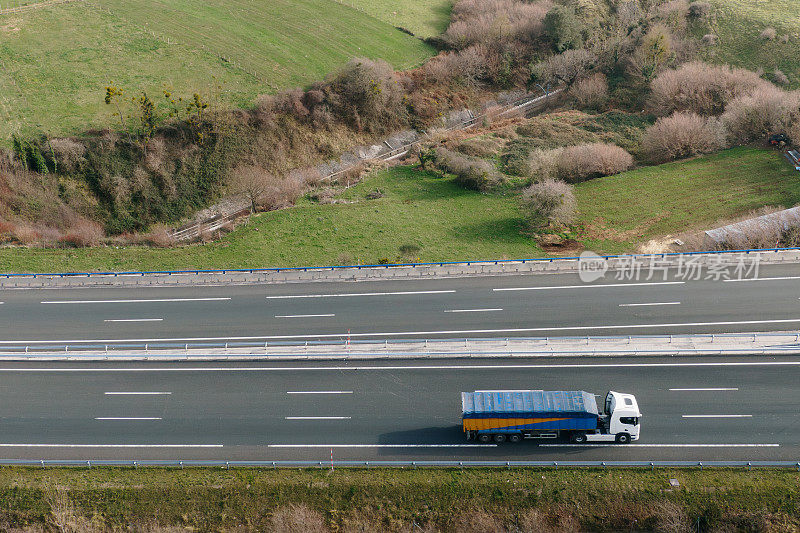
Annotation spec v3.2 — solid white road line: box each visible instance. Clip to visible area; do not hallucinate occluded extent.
[0,444,222,448]
[670,388,738,391]
[42,298,231,304]
[285,416,351,420]
[494,281,685,292]
[7,317,800,344]
[266,290,455,299]
[619,302,680,307]
[541,443,778,448]
[104,392,172,395]
[444,308,503,313]
[95,417,163,420]
[104,319,164,323]
[275,314,335,318]
[682,415,752,418]
[6,361,800,372]
[287,391,353,395]
[267,444,497,448]
[724,276,800,283]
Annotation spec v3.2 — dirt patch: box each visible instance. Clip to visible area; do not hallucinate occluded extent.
[583,213,670,243]
[539,238,583,254]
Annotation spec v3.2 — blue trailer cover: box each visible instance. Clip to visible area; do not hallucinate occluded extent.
[461,390,599,432]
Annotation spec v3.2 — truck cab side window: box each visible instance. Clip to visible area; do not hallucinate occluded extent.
[619,417,639,425]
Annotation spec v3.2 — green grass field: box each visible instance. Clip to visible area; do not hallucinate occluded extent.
[342,0,452,38]
[0,0,434,141]
[0,146,796,273]
[701,0,800,86]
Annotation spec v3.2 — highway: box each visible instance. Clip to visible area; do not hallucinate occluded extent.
[1,262,800,345]
[0,356,795,462]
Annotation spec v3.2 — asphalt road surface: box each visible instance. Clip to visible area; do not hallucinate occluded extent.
[0,356,795,462]
[1,263,800,346]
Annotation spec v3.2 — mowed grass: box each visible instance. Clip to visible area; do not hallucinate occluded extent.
[703,0,800,85]
[0,0,434,140]
[1,147,798,273]
[342,0,452,38]
[576,147,800,253]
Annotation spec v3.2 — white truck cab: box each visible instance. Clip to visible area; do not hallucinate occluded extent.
[584,391,641,444]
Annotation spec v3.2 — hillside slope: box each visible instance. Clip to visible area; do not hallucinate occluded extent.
[0,0,434,141]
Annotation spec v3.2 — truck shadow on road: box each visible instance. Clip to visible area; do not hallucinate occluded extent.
[376,427,598,457]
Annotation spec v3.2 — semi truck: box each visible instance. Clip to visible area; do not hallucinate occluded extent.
[461,390,641,444]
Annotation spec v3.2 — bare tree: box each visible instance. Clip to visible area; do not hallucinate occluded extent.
[228,165,273,213]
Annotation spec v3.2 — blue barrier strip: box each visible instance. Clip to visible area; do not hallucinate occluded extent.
[1,459,798,468]
[2,247,798,278]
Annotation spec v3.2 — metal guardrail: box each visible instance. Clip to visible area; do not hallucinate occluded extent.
[2,459,799,469]
[2,246,799,279]
[2,332,799,356]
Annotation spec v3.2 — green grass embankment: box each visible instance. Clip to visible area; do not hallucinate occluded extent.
[0,147,797,273]
[0,0,434,140]
[0,467,797,531]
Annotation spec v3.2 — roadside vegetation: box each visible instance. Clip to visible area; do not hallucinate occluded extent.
[3,145,797,273]
[3,0,800,269]
[0,466,797,531]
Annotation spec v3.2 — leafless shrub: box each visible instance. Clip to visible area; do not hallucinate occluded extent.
[522,178,576,228]
[227,165,274,213]
[652,501,692,533]
[269,504,328,533]
[649,62,772,116]
[143,136,167,174]
[721,85,800,143]
[310,188,338,204]
[525,147,564,179]
[655,0,689,26]
[422,46,487,87]
[325,58,406,133]
[48,138,86,174]
[760,27,777,41]
[569,73,608,109]
[45,489,99,533]
[12,224,40,245]
[533,49,597,86]
[555,143,634,183]
[430,147,505,191]
[688,1,710,18]
[772,69,790,86]
[701,33,717,45]
[261,174,304,210]
[142,223,175,247]
[444,0,551,50]
[642,111,727,163]
[288,167,324,188]
[59,219,104,247]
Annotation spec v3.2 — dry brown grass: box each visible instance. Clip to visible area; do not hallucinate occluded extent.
[59,219,104,247]
[269,504,328,533]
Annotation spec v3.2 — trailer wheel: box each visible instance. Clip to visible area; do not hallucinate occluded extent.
[478,434,492,444]
[493,434,506,443]
[615,433,631,444]
[570,433,587,444]
[508,433,522,443]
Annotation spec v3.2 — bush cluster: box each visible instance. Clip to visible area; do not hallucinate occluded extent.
[641,111,726,163]
[430,147,505,191]
[525,143,633,183]
[521,178,576,228]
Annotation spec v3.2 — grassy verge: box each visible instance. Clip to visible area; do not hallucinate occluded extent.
[0,467,797,531]
[576,146,800,253]
[0,0,434,141]
[0,146,797,273]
